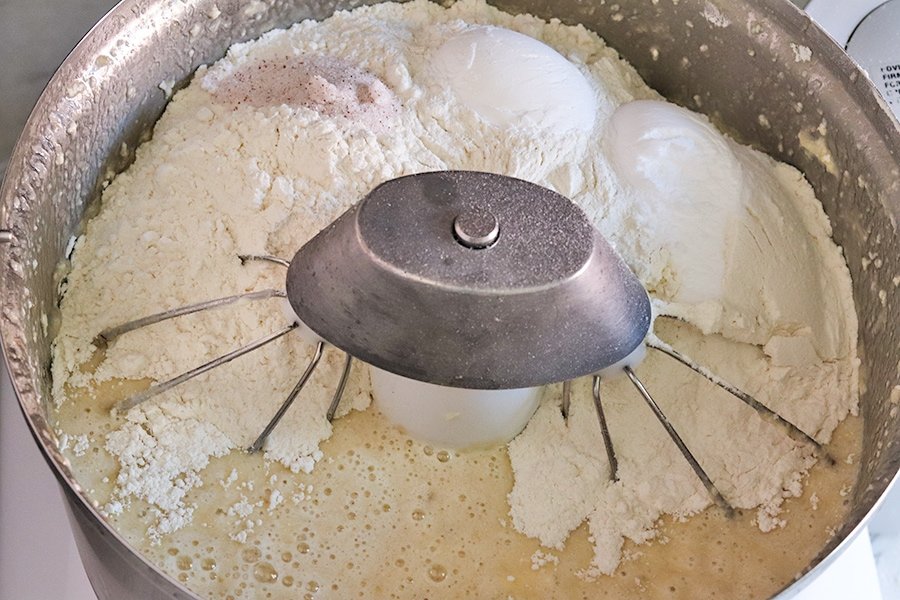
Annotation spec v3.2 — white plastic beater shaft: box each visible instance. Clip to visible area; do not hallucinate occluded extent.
[370,367,542,450]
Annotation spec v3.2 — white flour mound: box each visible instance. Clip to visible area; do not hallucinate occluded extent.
[52,0,857,576]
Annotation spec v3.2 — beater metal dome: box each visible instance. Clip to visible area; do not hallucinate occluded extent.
[285,171,653,390]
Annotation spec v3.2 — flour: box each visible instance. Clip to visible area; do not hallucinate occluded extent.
[531,549,560,571]
[226,495,264,543]
[71,433,90,457]
[52,0,857,582]
[267,489,284,512]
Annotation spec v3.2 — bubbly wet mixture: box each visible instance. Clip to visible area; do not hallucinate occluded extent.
[53,1,860,598]
[60,322,861,599]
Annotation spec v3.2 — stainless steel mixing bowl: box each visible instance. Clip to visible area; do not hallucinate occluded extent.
[1,1,898,598]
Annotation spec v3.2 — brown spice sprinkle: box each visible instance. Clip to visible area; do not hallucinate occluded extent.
[212,54,399,129]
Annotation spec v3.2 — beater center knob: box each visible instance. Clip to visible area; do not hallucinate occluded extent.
[453,209,499,249]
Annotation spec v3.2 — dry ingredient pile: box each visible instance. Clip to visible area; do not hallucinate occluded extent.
[52,1,861,598]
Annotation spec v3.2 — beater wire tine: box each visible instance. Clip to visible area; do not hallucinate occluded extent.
[326,354,353,423]
[592,375,618,482]
[646,338,829,461]
[249,341,325,453]
[561,380,572,422]
[114,323,299,413]
[95,289,287,347]
[624,366,735,517]
[238,254,290,268]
